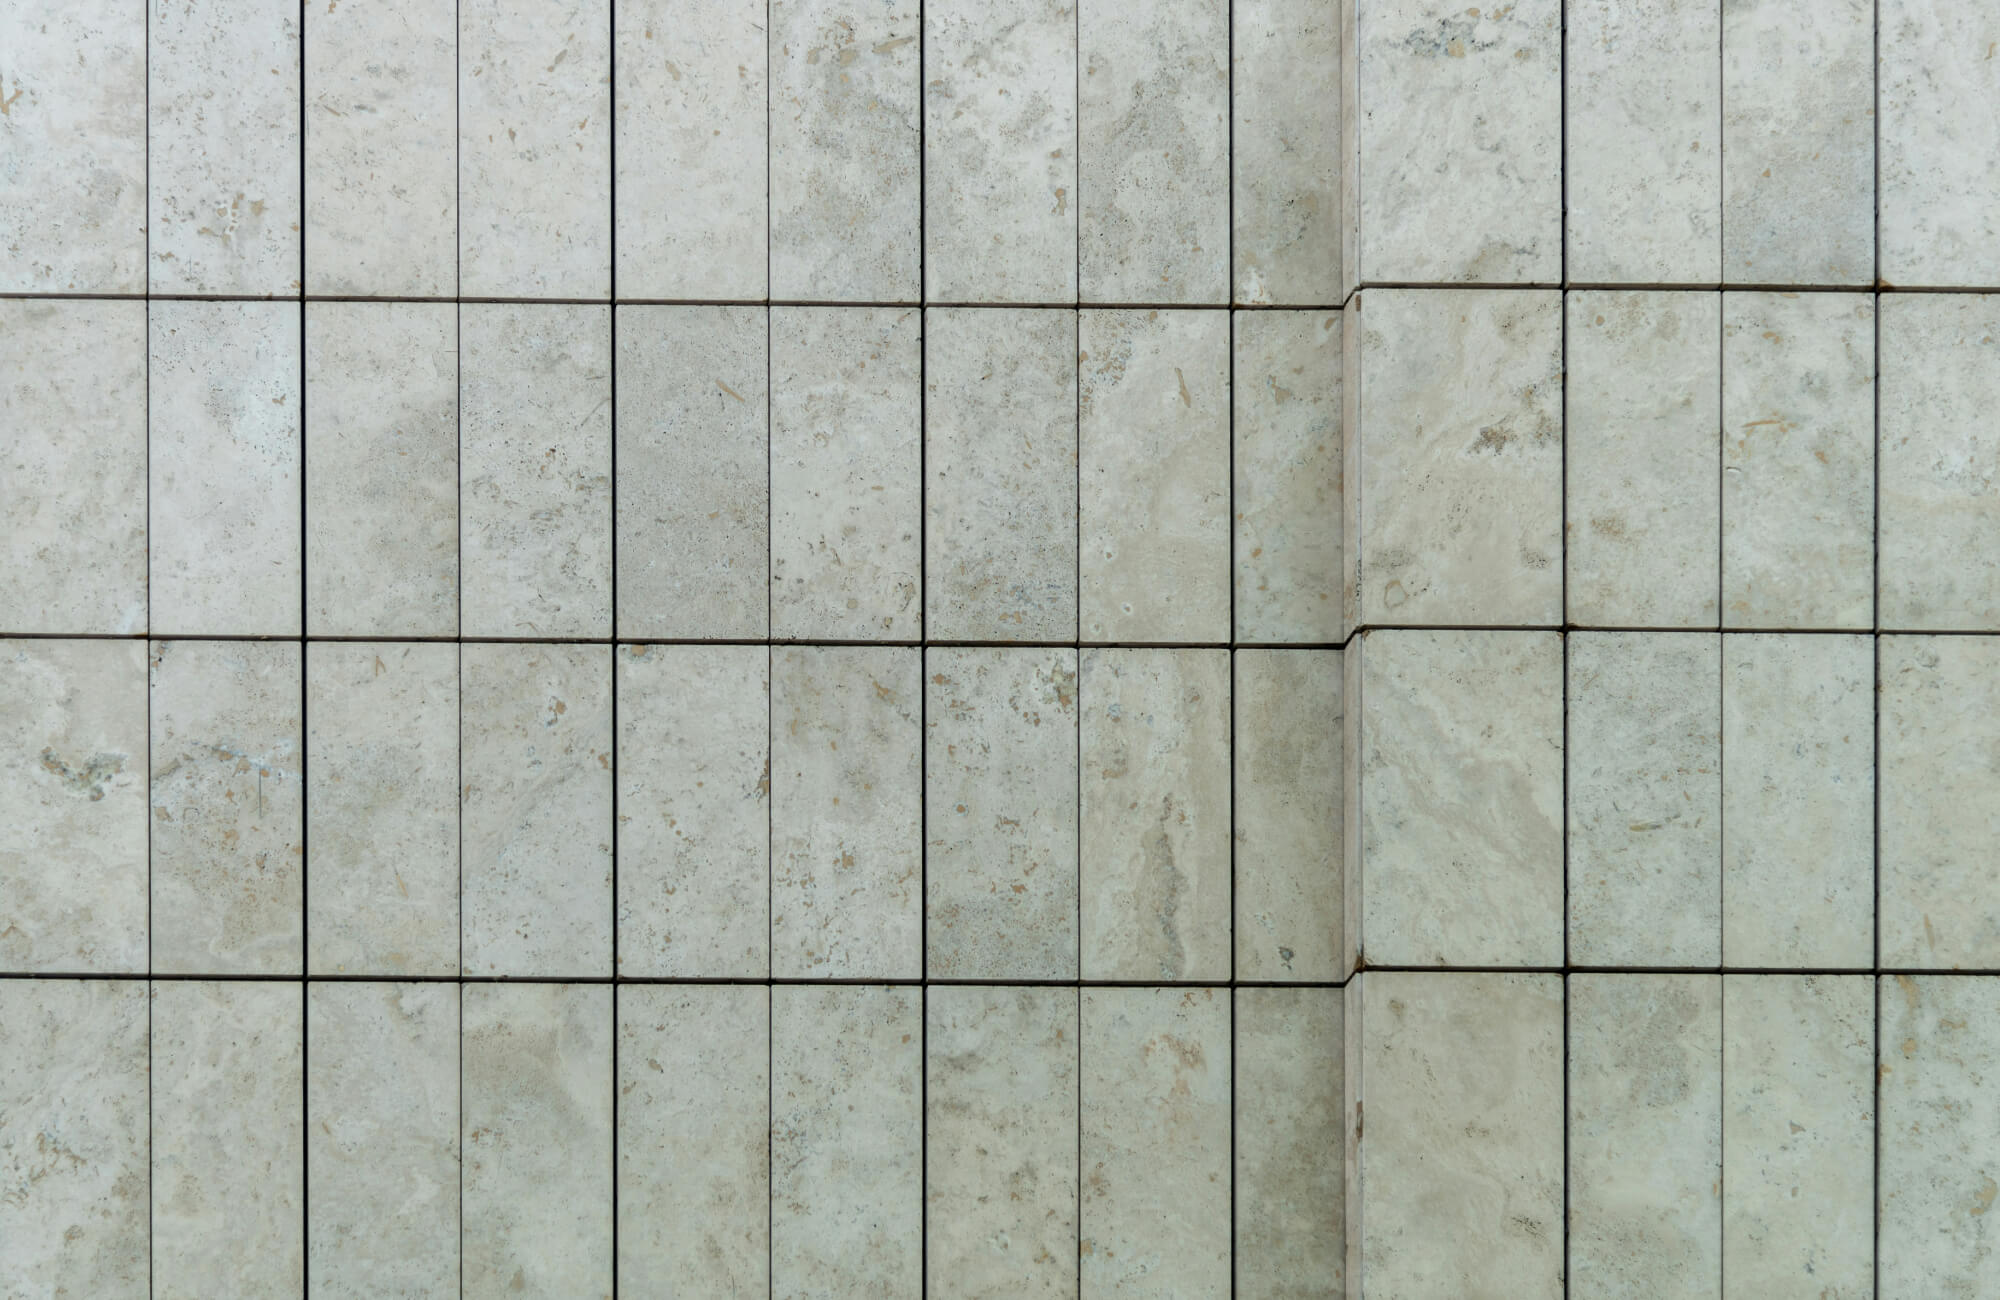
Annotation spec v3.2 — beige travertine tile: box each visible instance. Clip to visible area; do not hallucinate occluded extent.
[1235,986,1343,1299]
[1721,634,1873,969]
[1079,648,1231,981]
[307,642,460,977]
[769,0,922,300]
[1348,971,1564,1299]
[459,0,610,297]
[307,981,460,1299]
[1568,632,1721,967]
[617,644,770,978]
[304,0,457,295]
[150,639,304,976]
[926,646,1079,980]
[150,981,303,1300]
[772,985,923,1297]
[615,0,767,298]
[1234,309,1342,644]
[1232,0,1340,304]
[1079,0,1229,304]
[924,0,1077,302]
[772,646,921,980]
[615,305,769,640]
[1234,647,1342,980]
[770,306,922,640]
[1722,975,1874,1300]
[1357,629,1564,968]
[1721,292,1875,630]
[925,985,1079,1298]
[1353,288,1564,627]
[618,984,770,1295]
[462,983,614,1300]
[148,0,301,295]
[148,299,303,637]
[0,979,148,1298]
[0,638,148,974]
[1079,309,1230,642]
[461,303,613,640]
[0,299,147,636]
[1879,635,2000,969]
[1880,0,2000,287]
[305,301,459,638]
[1569,974,1722,1300]
[461,643,613,979]
[924,307,1079,641]
[1565,290,1721,629]
[0,0,146,293]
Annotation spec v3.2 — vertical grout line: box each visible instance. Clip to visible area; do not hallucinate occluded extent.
[916,0,929,1290]
[1871,968,1881,1298]
[1561,971,1570,1300]
[607,12,621,1298]
[294,0,311,1276]
[1716,973,1725,1300]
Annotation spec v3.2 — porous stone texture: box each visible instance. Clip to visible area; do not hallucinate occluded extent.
[1235,986,1343,1299]
[1234,648,1342,980]
[1232,0,1340,304]
[1234,309,1342,644]
[0,638,149,974]
[149,639,304,976]
[1879,0,2000,287]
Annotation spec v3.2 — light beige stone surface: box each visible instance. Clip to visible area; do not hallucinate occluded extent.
[1721,634,1873,969]
[1232,0,1339,304]
[1234,309,1342,643]
[925,985,1079,1298]
[1721,292,1875,629]
[616,305,769,639]
[304,0,457,295]
[0,979,148,1298]
[772,985,923,1296]
[924,0,1077,302]
[0,299,147,636]
[1358,629,1563,967]
[770,306,922,639]
[148,0,301,294]
[1880,976,2000,1294]
[770,0,922,300]
[1569,974,1722,1300]
[1566,0,1721,284]
[461,303,613,639]
[1080,986,1231,1297]
[1079,648,1230,981]
[1350,0,1560,283]
[1234,648,1341,980]
[1880,0,2000,286]
[1079,309,1230,641]
[459,0,610,297]
[1879,294,2000,630]
[462,983,614,1300]
[0,638,148,974]
[1721,0,1873,285]
[307,981,460,1299]
[305,301,459,638]
[150,981,303,1300]
[1568,632,1721,967]
[1721,975,1874,1300]
[1354,288,1563,627]
[1235,986,1343,1300]
[0,0,146,292]
[1565,291,1721,628]
[925,308,1079,641]
[150,639,304,975]
[617,644,770,978]
[772,646,921,980]
[307,643,458,977]
[618,984,770,1295]
[461,643,613,978]
[615,0,767,298]
[1349,972,1564,1300]
[926,646,1079,980]
[1879,635,2000,969]
[1079,0,1229,303]
[148,300,303,637]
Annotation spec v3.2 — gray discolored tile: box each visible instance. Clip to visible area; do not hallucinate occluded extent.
[1233,309,1342,644]
[1232,0,1340,304]
[1235,986,1344,1300]
[1233,647,1342,980]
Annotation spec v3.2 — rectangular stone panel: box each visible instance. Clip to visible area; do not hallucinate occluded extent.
[1233,309,1342,644]
[1232,0,1340,304]
[1234,648,1342,980]
[1880,0,2000,286]
[1235,986,1343,1299]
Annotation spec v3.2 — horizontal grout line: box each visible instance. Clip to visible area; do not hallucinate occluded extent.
[0,632,1361,649]
[1357,964,1924,977]
[0,971,1357,988]
[1352,623,1994,637]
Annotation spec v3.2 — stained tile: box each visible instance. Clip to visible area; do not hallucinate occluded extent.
[1235,986,1343,1299]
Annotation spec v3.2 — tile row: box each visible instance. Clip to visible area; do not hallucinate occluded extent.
[1,299,1339,643]
[2,979,1330,1299]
